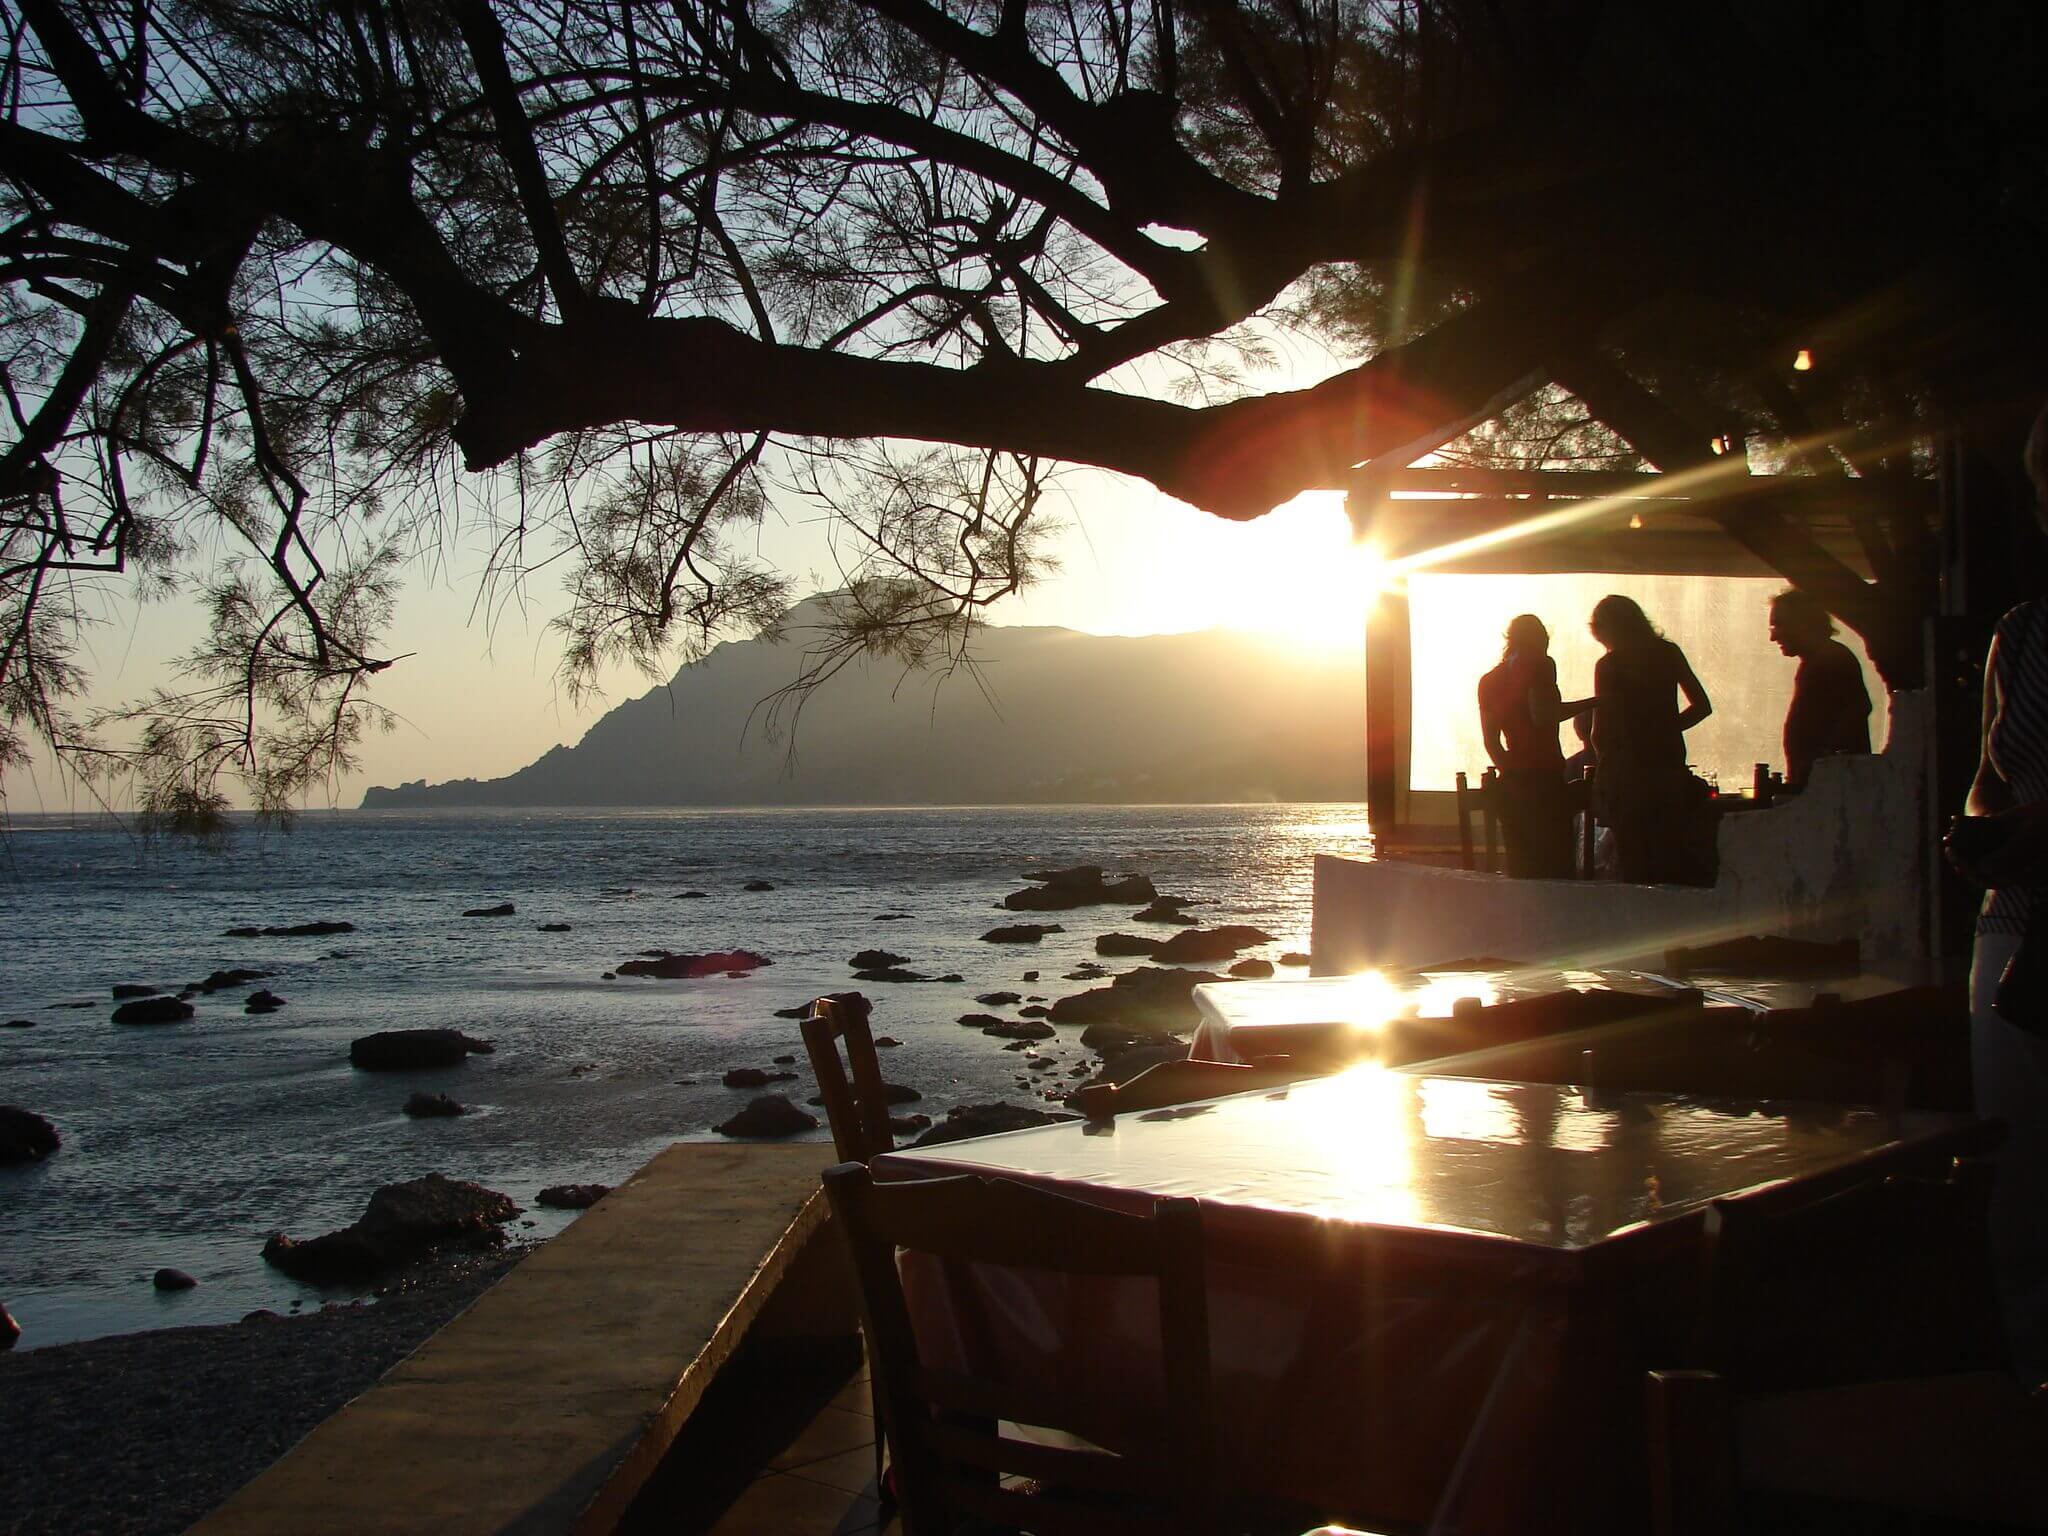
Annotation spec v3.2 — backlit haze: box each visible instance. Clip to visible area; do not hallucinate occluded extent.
[7,468,1874,812]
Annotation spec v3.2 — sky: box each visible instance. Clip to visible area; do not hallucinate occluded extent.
[3,314,1872,813]
[5,462,1865,812]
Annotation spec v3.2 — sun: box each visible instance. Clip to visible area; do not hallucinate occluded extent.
[1219,492,1391,657]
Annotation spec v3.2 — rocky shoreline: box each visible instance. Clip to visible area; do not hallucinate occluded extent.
[0,1247,531,1536]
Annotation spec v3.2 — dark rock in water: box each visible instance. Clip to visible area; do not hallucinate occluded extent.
[349,1028,494,1070]
[772,1003,810,1019]
[743,879,776,892]
[723,1067,797,1088]
[1002,866,1157,911]
[463,902,516,918]
[981,923,1063,944]
[1049,966,1225,1031]
[4,1018,34,1029]
[873,911,913,921]
[983,1018,1056,1041]
[675,890,709,899]
[938,973,963,983]
[1229,958,1275,979]
[242,1309,282,1323]
[1077,1021,1183,1054]
[153,1267,197,1292]
[1018,1004,1051,1019]
[1,1305,17,1349]
[537,922,572,932]
[911,1102,1076,1148]
[403,1091,466,1118]
[602,972,616,980]
[1003,1041,1031,1052]
[50,1000,96,1009]
[1022,970,1040,982]
[1,1106,61,1164]
[889,1113,931,1134]
[852,966,927,983]
[113,996,194,1025]
[1149,925,1277,965]
[1083,1042,1186,1086]
[957,1013,1006,1029]
[225,920,355,938]
[875,1036,902,1048]
[197,968,271,994]
[772,1053,796,1065]
[1132,896,1201,925]
[111,983,159,999]
[245,989,286,1014]
[537,1183,610,1210]
[883,1082,922,1104]
[1065,963,1111,980]
[1413,954,1522,973]
[976,991,1022,1006]
[617,948,771,979]
[715,1094,816,1138]
[1096,933,1161,958]
[849,949,909,969]
[1279,951,1312,967]
[262,1173,520,1284]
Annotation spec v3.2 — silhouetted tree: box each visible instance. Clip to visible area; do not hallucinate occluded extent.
[3,0,2044,813]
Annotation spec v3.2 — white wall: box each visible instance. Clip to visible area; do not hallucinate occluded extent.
[1314,691,1929,972]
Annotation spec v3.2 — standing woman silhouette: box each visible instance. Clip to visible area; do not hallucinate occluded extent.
[1478,614,1591,878]
[1954,403,2048,1390]
[1589,595,1715,884]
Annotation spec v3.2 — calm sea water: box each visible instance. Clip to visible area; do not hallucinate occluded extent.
[0,804,1373,1346]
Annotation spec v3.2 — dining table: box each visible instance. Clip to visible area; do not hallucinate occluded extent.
[872,1066,1992,1533]
[1186,966,1698,1068]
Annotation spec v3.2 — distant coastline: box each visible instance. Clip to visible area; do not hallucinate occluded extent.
[359,610,1368,811]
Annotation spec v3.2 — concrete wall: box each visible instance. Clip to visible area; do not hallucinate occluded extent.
[1314,691,1930,973]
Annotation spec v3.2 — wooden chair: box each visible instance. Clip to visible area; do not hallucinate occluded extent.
[1646,1154,2033,1533]
[1691,1154,2003,1391]
[1646,1368,2048,1533]
[823,1161,1300,1535]
[1454,769,1500,873]
[800,992,894,1164]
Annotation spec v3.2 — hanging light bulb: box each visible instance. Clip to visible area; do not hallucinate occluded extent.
[1628,513,1644,530]
[1709,435,1727,456]
[1792,347,1813,372]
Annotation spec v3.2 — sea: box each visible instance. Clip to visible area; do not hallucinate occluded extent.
[0,804,1375,1347]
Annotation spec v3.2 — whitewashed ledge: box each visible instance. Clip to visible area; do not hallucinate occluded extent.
[1313,692,1930,974]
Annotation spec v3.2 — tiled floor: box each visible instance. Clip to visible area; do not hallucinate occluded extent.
[706,1358,894,1536]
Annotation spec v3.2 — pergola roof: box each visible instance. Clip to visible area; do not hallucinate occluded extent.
[1343,467,1936,580]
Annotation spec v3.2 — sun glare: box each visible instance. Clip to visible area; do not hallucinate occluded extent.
[1222,492,1389,657]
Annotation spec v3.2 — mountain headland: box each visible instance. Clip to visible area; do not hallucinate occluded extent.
[361,608,1367,807]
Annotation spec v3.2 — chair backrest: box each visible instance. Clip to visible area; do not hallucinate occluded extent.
[1452,769,1501,873]
[1693,1154,2002,1389]
[800,993,894,1164]
[822,1162,1214,1535]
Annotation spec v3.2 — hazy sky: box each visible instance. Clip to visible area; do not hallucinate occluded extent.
[4,316,1872,812]
[6,464,1867,811]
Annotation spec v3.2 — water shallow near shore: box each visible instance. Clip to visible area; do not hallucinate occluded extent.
[0,803,1372,1345]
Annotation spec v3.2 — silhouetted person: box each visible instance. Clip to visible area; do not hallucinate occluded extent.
[1477,614,1591,879]
[1952,401,2048,1391]
[1769,588,1871,787]
[1589,595,1715,885]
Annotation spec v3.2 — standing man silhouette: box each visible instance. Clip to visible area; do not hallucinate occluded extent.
[1769,589,1872,788]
